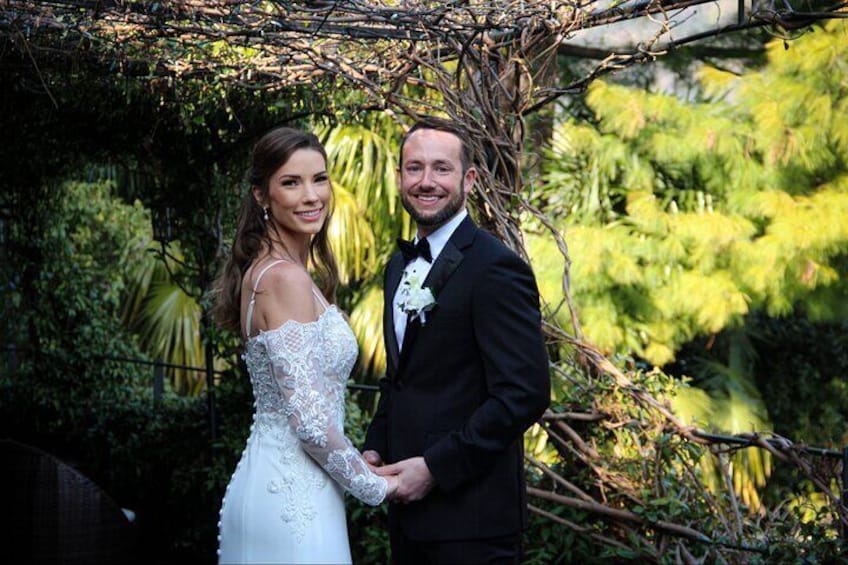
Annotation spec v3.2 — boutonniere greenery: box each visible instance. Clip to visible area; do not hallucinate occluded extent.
[398,266,437,325]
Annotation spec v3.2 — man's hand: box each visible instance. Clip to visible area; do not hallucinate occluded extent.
[384,474,400,500]
[362,450,384,473]
[375,456,434,503]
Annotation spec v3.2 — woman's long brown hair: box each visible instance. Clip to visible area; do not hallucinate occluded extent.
[210,127,339,333]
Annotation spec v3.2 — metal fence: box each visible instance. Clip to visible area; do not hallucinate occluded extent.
[2,344,379,436]
[3,344,845,538]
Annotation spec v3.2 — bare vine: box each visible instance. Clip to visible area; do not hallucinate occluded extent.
[3,0,847,560]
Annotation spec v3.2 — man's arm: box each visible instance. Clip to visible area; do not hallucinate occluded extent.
[422,252,550,493]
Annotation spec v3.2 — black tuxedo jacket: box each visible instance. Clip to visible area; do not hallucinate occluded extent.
[363,216,550,542]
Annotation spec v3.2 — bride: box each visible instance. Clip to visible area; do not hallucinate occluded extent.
[211,127,397,564]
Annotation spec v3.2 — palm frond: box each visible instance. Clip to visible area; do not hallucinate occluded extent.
[139,279,205,395]
[349,285,386,383]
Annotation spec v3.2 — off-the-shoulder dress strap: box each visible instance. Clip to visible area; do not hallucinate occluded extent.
[251,259,292,293]
[310,286,330,310]
[245,259,291,337]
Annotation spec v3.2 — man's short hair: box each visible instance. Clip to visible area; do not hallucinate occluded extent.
[399,116,474,171]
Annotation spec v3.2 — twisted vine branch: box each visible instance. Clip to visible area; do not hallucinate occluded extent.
[4,0,846,560]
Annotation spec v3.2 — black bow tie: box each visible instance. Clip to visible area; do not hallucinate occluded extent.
[398,237,432,264]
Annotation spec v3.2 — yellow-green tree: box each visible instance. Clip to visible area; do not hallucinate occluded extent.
[530,21,848,510]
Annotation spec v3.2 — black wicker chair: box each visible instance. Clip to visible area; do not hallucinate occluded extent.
[2,439,136,564]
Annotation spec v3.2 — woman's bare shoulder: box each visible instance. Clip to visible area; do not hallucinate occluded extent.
[251,260,317,326]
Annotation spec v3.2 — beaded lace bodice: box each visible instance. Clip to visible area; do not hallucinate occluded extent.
[242,302,387,508]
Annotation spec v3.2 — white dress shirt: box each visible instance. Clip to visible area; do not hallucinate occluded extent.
[393,208,468,350]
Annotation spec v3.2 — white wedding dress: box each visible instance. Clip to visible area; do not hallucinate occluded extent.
[218,260,387,564]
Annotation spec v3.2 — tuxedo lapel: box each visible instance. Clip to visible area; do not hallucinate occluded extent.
[423,240,462,298]
[384,254,405,372]
[424,215,475,296]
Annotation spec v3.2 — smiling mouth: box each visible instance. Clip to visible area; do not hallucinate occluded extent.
[295,207,324,220]
[413,194,443,203]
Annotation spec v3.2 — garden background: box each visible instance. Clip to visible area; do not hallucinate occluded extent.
[1,2,847,563]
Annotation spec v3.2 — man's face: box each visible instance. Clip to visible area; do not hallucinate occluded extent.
[399,128,476,236]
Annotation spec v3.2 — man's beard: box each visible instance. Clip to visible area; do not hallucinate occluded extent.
[401,187,466,229]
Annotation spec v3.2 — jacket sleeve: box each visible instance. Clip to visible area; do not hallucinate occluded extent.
[423,253,550,492]
[264,320,388,506]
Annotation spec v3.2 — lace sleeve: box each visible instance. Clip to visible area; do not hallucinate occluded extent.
[263,320,388,506]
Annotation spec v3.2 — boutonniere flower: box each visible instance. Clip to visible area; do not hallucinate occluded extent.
[398,266,437,325]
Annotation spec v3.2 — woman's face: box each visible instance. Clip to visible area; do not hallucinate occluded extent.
[257,148,331,238]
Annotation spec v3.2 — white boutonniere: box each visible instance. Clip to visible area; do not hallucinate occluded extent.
[398,266,437,325]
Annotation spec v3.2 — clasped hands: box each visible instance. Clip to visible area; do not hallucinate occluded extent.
[363,451,434,504]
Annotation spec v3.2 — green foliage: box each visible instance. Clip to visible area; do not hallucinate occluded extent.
[523,506,596,564]
[0,347,246,564]
[0,172,252,560]
[4,11,846,562]
[122,242,208,395]
[534,20,848,386]
[536,363,736,562]
[0,178,225,560]
[750,314,848,447]
[344,389,392,563]
[532,20,848,523]
[348,284,388,384]
[2,179,150,355]
[319,116,410,381]
[748,500,846,564]
[320,117,409,271]
[319,116,410,285]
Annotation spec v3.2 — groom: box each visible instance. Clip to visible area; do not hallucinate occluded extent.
[363,116,550,564]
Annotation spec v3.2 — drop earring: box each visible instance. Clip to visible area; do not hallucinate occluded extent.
[263,207,270,221]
